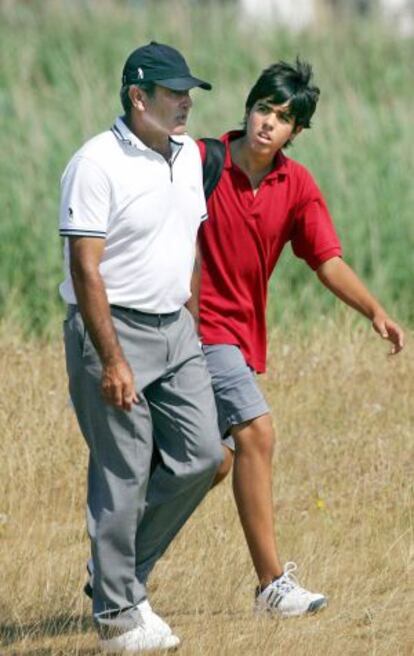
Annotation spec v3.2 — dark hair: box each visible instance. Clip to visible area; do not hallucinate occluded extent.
[244,58,320,130]
[120,81,157,114]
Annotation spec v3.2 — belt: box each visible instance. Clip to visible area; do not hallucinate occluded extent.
[110,305,181,326]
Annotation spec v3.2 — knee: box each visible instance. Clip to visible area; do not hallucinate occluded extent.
[235,418,276,461]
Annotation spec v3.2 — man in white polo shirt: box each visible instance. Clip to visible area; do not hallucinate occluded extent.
[59,42,223,653]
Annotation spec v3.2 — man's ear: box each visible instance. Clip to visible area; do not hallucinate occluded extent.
[129,85,147,112]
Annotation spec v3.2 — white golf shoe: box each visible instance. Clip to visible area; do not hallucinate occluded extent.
[100,599,180,653]
[254,562,327,618]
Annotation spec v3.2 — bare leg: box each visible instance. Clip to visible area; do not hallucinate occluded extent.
[232,414,283,586]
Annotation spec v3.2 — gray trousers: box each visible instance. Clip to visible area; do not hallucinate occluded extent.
[64,305,222,632]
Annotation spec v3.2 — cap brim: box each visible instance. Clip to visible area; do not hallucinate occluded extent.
[156,76,212,91]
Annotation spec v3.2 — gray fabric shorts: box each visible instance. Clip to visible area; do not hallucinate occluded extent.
[202,344,269,449]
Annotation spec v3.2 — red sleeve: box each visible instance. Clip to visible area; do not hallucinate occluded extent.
[196,139,207,163]
[291,169,342,270]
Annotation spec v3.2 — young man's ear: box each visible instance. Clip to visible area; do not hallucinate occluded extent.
[129,85,147,112]
[291,125,303,140]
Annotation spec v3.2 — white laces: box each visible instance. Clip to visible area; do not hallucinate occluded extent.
[273,562,307,595]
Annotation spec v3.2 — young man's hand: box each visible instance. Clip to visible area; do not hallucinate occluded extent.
[317,258,405,356]
[372,314,405,355]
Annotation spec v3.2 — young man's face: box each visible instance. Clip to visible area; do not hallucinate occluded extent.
[245,98,301,155]
[141,85,193,136]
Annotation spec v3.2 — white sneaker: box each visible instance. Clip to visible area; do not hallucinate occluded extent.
[254,562,327,617]
[137,600,175,638]
[100,599,180,653]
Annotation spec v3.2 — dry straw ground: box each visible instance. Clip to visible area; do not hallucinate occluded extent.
[0,318,413,655]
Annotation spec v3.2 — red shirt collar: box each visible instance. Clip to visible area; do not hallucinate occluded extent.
[221,130,289,180]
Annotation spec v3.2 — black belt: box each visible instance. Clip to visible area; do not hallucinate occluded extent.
[110,305,181,326]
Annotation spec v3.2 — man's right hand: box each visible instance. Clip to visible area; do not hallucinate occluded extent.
[101,358,139,411]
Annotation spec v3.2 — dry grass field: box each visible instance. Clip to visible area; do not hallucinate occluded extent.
[0,318,413,655]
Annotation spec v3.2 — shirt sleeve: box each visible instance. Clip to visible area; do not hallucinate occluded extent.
[59,156,111,238]
[291,170,342,270]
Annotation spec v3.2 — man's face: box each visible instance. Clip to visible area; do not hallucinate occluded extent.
[141,85,193,136]
[245,98,301,155]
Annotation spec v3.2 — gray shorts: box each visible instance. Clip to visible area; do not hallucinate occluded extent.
[202,344,269,449]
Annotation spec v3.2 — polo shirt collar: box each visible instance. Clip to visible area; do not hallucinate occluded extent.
[111,117,184,157]
[112,116,149,151]
[222,130,289,179]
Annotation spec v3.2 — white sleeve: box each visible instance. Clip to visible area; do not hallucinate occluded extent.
[183,136,208,223]
[59,156,111,238]
[195,146,208,223]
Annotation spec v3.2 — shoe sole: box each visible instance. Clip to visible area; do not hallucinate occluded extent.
[254,596,328,618]
[101,633,180,653]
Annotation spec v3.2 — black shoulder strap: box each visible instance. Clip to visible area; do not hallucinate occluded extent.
[200,138,226,200]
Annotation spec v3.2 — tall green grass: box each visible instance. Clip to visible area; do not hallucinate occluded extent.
[1,0,413,334]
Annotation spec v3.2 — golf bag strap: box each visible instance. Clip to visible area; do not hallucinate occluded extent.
[200,138,226,200]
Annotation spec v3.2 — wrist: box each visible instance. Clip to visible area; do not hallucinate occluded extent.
[101,349,126,368]
[370,306,387,322]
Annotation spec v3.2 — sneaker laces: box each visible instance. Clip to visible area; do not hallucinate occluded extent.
[257,562,307,598]
[273,562,308,596]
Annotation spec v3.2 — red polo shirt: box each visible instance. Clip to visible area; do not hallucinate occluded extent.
[197,131,342,373]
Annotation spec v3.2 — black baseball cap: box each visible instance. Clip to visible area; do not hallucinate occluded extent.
[122,41,212,91]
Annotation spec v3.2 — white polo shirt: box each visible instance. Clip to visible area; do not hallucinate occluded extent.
[59,117,207,313]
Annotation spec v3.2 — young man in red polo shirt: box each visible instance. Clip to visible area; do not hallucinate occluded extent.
[197,59,404,617]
